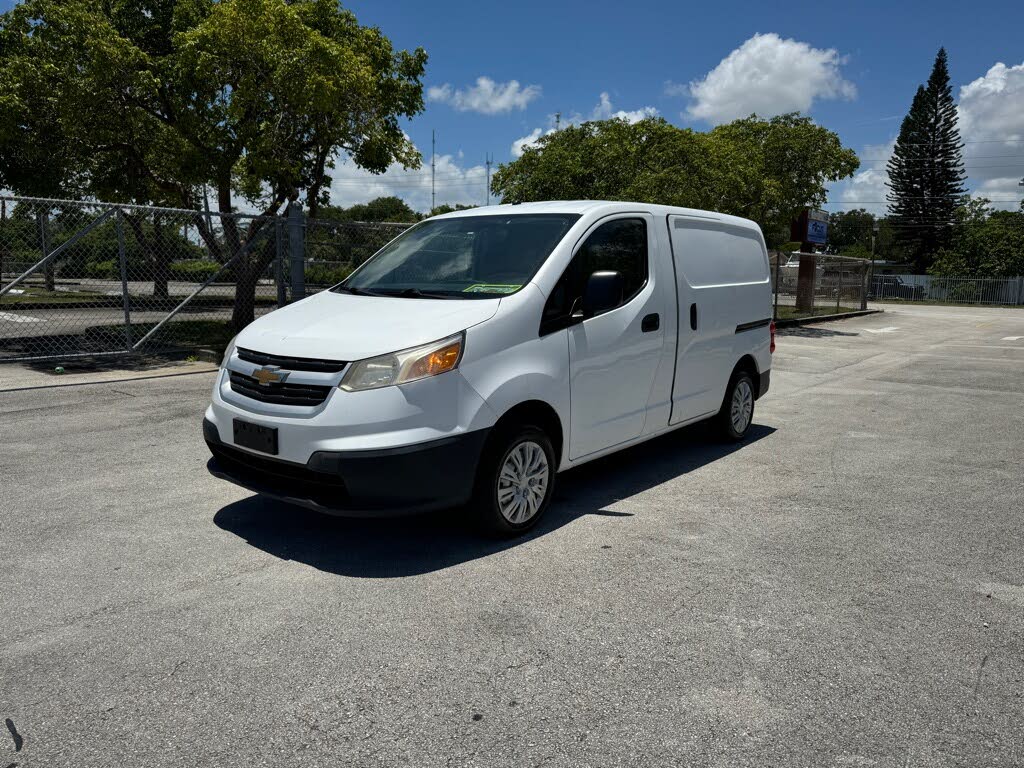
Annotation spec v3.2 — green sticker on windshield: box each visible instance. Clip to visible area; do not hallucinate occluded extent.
[463,283,521,294]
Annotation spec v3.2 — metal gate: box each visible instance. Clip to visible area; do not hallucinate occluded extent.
[0,196,288,363]
[0,195,412,364]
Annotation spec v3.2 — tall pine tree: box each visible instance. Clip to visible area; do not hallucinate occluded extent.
[886,48,966,272]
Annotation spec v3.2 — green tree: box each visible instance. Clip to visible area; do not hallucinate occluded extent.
[708,114,860,247]
[491,114,858,249]
[320,196,421,223]
[930,199,1024,277]
[0,0,426,327]
[886,48,966,272]
[826,209,876,254]
[428,203,478,217]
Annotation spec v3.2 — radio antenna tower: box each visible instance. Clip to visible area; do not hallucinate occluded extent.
[485,153,493,205]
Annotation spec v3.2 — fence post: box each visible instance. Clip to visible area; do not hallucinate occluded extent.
[836,257,842,313]
[115,209,133,351]
[275,218,286,307]
[1016,277,1024,306]
[288,201,305,302]
[38,211,55,292]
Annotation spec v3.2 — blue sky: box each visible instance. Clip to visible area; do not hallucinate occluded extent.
[3,0,1023,213]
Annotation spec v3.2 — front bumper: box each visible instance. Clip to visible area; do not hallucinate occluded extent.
[204,418,489,517]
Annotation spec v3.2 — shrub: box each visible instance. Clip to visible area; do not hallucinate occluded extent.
[305,263,352,286]
[84,259,118,279]
[170,259,223,282]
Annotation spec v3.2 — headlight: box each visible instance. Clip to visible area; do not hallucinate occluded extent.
[221,335,238,369]
[340,333,464,392]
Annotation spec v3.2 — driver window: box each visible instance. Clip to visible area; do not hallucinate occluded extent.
[540,218,648,335]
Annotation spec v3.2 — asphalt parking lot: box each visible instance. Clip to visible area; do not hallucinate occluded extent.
[2,303,1023,767]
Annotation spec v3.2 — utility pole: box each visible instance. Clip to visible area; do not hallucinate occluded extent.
[865,220,880,310]
[431,130,436,212]
[485,153,492,206]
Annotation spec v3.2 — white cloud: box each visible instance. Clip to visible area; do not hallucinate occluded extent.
[427,76,541,115]
[957,61,1024,208]
[510,128,546,159]
[971,178,1024,210]
[830,59,1024,214]
[510,93,658,158]
[958,62,1024,146]
[685,33,856,125]
[590,92,658,123]
[831,140,895,215]
[663,80,688,98]
[327,148,490,213]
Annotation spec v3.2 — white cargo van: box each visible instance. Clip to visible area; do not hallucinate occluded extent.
[204,201,774,534]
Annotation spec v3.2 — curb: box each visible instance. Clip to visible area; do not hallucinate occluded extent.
[774,308,883,328]
[0,365,219,394]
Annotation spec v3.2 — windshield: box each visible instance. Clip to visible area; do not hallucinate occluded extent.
[335,213,580,299]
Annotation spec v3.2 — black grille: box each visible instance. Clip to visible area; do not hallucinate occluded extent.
[236,347,347,373]
[229,371,332,406]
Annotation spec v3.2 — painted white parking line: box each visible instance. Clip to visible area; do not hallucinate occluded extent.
[945,344,1024,350]
[0,311,45,324]
[1001,336,1024,341]
[862,326,900,334]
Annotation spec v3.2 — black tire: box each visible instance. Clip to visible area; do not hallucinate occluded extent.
[717,371,756,442]
[473,424,556,537]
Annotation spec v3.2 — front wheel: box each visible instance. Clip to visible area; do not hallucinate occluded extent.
[717,372,755,442]
[473,425,556,536]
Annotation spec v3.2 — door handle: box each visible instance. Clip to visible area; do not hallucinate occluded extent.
[641,313,660,332]
[690,303,697,330]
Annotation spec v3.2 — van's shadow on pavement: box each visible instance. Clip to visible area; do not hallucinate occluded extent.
[777,325,859,338]
[213,422,775,578]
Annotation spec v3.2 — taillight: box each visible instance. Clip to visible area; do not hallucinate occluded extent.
[769,320,776,354]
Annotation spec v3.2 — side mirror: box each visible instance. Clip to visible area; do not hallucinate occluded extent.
[580,270,624,319]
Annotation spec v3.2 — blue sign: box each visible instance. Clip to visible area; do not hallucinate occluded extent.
[807,218,828,245]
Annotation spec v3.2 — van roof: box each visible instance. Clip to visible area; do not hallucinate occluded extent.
[432,200,762,233]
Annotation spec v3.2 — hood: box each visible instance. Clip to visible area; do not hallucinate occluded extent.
[236,290,501,361]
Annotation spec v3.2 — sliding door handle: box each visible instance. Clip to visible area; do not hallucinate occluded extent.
[689,303,698,330]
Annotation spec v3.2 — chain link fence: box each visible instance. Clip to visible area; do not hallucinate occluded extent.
[0,196,415,364]
[771,252,869,321]
[303,216,411,291]
[5,197,1021,363]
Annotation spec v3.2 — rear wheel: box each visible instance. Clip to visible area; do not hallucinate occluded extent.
[717,371,755,441]
[473,425,556,536]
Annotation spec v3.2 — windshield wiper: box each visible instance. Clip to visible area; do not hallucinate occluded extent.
[374,287,457,300]
[333,285,378,296]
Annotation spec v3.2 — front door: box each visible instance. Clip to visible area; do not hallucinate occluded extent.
[565,215,665,459]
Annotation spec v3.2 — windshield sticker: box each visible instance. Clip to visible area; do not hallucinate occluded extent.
[463,283,521,294]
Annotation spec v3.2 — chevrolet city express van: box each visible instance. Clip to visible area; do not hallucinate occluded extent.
[204,201,774,535]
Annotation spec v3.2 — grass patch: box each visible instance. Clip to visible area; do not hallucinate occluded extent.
[0,285,276,308]
[85,319,237,353]
[0,287,110,303]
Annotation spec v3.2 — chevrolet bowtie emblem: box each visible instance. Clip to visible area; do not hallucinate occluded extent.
[252,365,288,386]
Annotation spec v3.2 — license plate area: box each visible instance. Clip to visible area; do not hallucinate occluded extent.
[233,419,278,455]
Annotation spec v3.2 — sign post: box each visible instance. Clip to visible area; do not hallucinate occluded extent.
[791,209,829,313]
